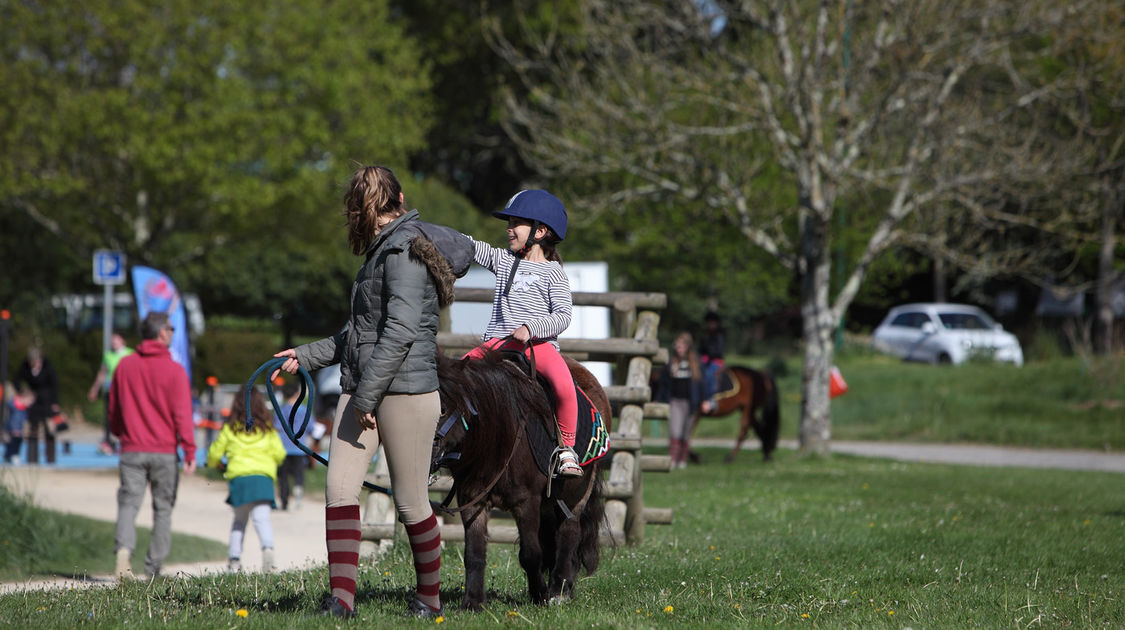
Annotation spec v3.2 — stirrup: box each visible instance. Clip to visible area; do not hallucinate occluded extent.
[553,447,583,478]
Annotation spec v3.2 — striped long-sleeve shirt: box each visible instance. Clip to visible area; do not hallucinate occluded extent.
[471,237,572,349]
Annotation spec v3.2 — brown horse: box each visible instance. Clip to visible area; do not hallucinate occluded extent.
[433,350,610,610]
[695,365,780,462]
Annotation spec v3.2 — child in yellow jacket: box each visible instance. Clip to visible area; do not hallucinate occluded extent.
[207,386,286,572]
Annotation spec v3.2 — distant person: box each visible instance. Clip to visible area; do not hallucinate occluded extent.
[698,311,727,413]
[14,345,60,465]
[655,332,705,469]
[275,380,318,510]
[87,333,134,455]
[109,312,197,579]
[3,388,33,465]
[274,165,468,618]
[207,386,286,572]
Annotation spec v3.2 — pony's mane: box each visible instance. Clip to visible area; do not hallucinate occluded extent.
[436,350,555,477]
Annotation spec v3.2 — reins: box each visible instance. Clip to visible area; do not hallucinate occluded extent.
[245,358,392,496]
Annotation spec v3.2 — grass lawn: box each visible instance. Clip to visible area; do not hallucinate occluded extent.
[691,354,1125,451]
[1,447,1121,628]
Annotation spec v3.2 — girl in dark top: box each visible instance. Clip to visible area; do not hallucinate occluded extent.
[656,332,704,469]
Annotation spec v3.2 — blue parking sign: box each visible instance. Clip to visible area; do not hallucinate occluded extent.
[93,250,126,285]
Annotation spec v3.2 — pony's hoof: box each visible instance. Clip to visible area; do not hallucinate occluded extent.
[459,601,484,613]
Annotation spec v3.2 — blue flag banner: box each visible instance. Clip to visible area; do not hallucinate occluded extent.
[131,265,191,381]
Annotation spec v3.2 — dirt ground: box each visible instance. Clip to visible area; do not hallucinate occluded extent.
[0,419,328,594]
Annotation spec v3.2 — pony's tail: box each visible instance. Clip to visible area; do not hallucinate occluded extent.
[760,372,781,459]
[577,472,606,575]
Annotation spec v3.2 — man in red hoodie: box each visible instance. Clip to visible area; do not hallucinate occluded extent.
[109,311,197,579]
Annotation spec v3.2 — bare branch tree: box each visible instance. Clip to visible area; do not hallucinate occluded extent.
[492,0,1091,453]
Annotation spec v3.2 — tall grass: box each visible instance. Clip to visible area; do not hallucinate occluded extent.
[1,449,1121,628]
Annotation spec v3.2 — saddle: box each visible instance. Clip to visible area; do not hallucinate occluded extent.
[498,349,611,477]
[712,367,739,401]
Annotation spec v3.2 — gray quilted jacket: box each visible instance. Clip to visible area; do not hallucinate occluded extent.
[294,210,467,415]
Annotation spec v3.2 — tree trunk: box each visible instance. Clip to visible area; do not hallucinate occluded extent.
[797,212,835,456]
[1096,181,1120,356]
[933,255,947,303]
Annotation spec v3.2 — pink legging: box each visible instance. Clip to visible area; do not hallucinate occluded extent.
[464,338,577,446]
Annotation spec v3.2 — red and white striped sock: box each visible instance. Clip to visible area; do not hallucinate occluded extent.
[325,504,362,611]
[404,512,442,611]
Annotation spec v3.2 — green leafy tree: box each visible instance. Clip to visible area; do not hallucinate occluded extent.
[0,0,433,335]
[393,0,584,213]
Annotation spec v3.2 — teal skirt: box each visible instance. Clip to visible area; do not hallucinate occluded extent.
[227,474,277,508]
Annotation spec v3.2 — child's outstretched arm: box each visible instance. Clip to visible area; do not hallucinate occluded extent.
[467,235,502,273]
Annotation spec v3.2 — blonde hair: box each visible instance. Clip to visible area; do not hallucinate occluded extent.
[673,331,702,381]
[345,165,406,255]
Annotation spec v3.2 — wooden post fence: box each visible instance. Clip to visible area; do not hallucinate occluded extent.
[359,288,671,555]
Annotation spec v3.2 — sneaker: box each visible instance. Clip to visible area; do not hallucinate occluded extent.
[556,448,583,478]
[407,597,443,619]
[320,596,356,619]
[293,486,304,509]
[261,548,275,573]
[228,557,241,572]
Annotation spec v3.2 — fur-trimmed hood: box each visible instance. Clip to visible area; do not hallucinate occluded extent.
[410,236,457,307]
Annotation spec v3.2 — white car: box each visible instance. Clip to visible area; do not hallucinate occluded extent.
[872,303,1024,366]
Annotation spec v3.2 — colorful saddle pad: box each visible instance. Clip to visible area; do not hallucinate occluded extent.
[499,351,611,477]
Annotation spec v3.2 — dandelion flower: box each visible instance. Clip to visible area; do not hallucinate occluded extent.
[236,609,249,618]
[889,610,895,616]
[801,613,809,618]
[508,611,519,617]
[664,605,674,613]
[435,616,445,624]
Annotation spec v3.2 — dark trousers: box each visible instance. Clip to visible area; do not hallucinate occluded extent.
[3,436,23,462]
[25,410,56,464]
[277,455,306,508]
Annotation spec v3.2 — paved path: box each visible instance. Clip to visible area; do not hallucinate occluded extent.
[682,438,1125,473]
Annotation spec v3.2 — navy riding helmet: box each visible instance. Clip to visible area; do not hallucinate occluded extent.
[492,189,567,241]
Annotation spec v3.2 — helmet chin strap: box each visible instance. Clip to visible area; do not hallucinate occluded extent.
[503,220,541,296]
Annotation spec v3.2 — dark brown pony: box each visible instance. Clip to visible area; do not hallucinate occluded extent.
[695,365,780,462]
[434,350,610,611]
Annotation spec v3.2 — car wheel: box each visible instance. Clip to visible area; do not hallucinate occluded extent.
[937,353,952,365]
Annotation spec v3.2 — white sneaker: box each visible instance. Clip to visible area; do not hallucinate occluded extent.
[293,486,304,509]
[228,557,241,572]
[261,548,275,573]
